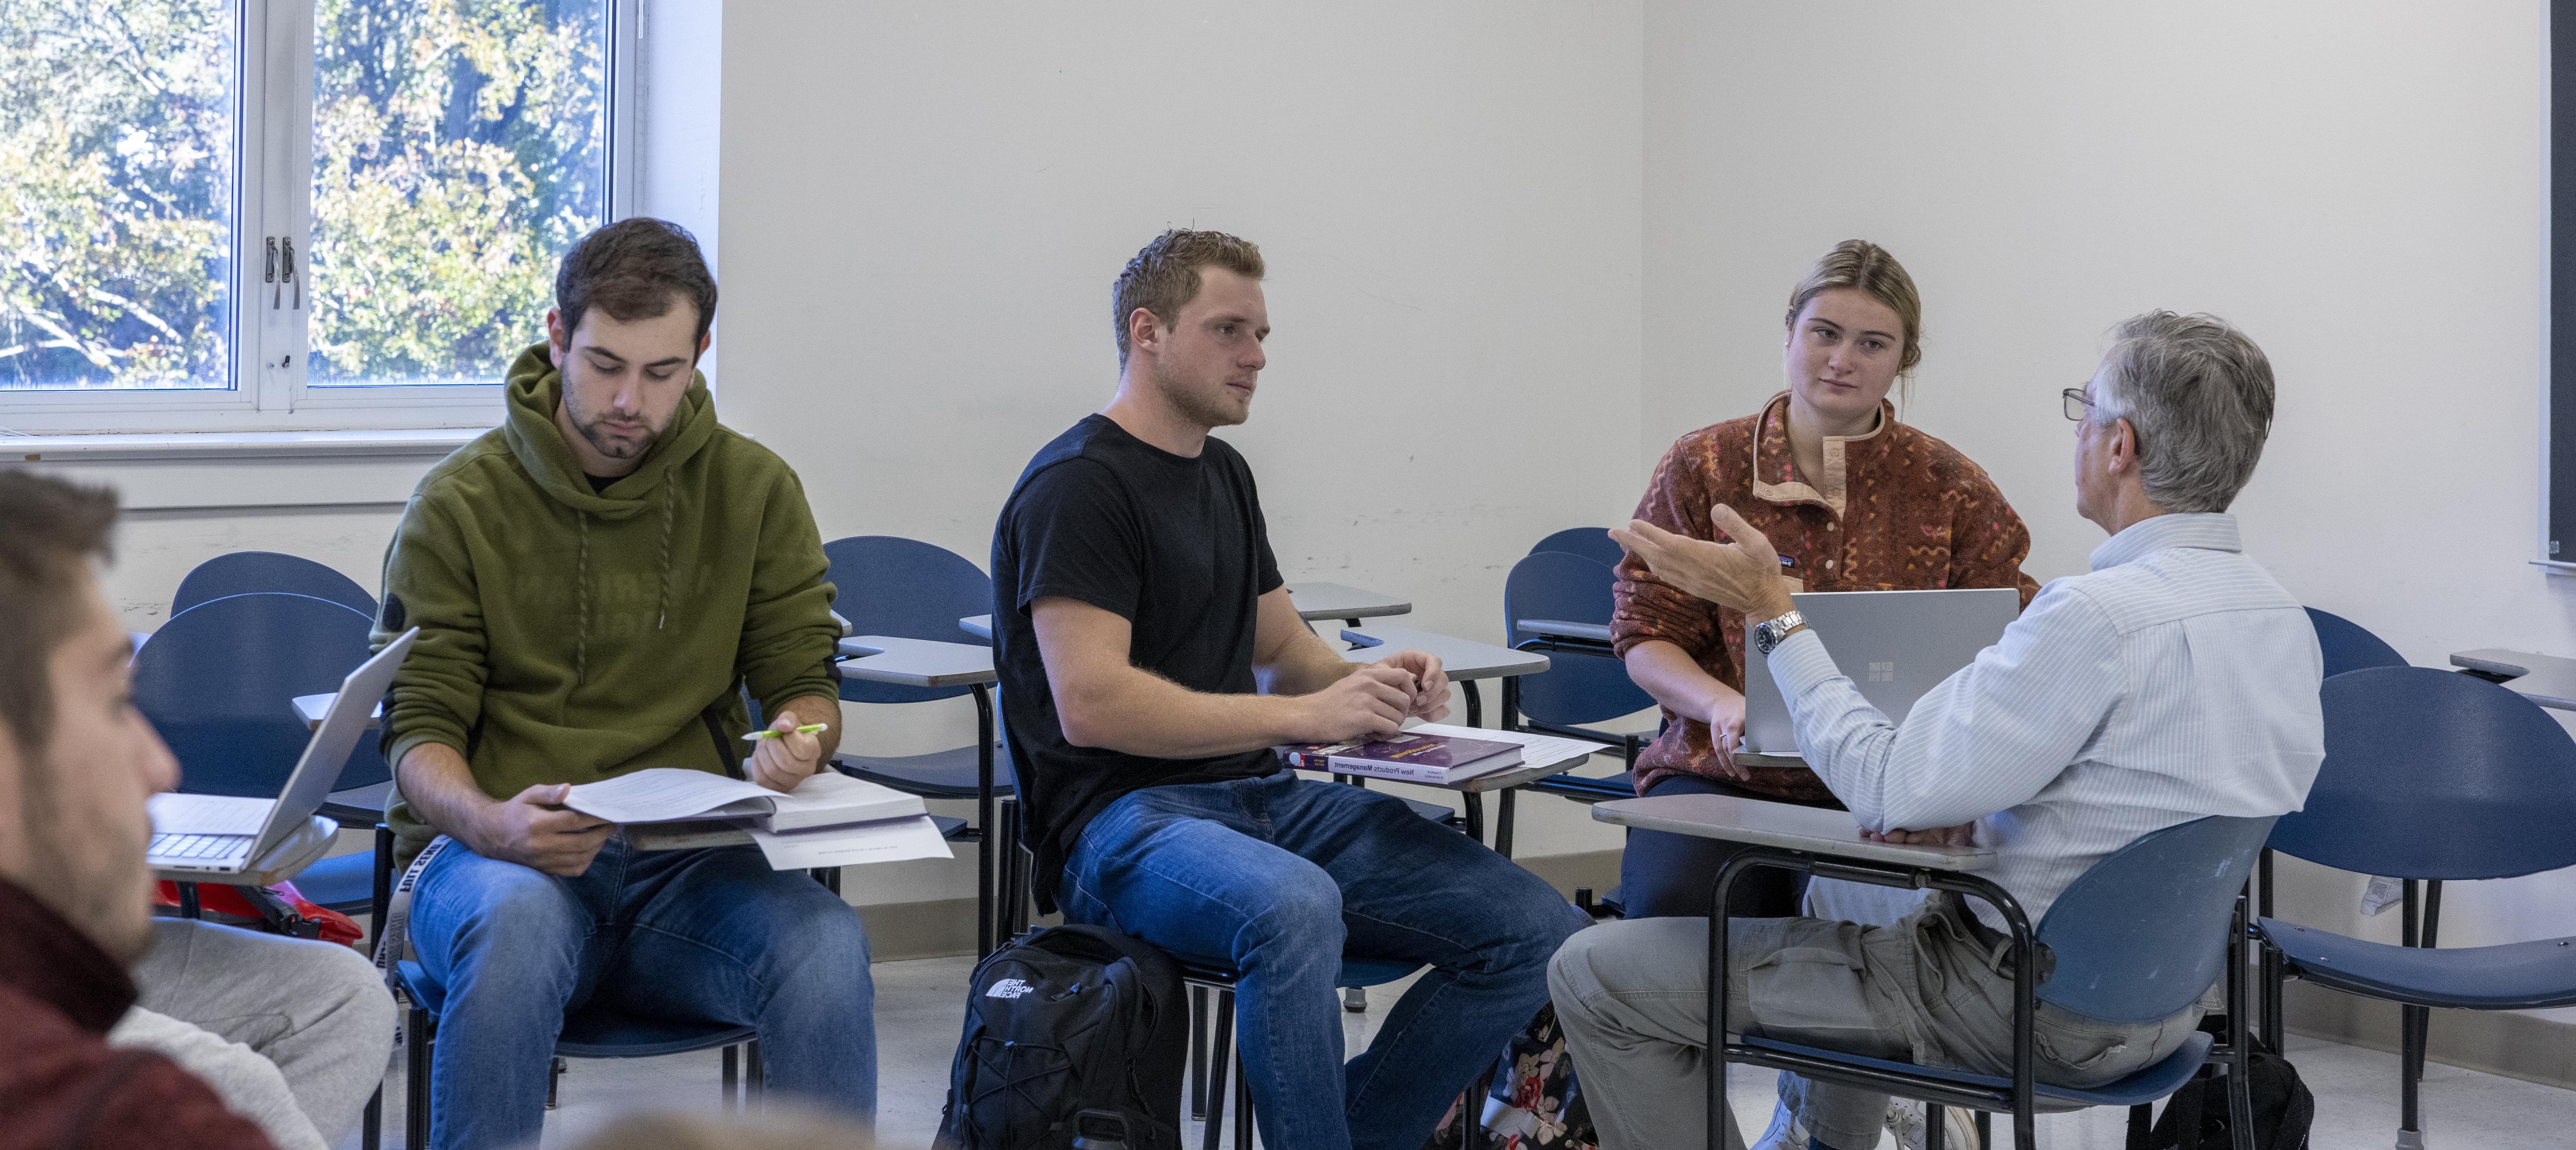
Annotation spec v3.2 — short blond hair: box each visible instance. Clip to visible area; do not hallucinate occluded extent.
[1784,240,1924,377]
[1113,229,1265,366]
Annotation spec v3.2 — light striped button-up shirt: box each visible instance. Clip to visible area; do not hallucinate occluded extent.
[1770,512,2326,930]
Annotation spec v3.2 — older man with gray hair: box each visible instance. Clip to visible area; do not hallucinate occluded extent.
[1551,311,2327,1150]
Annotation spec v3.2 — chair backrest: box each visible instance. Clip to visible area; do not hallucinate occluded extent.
[2305,607,2404,679]
[2035,814,2277,1023]
[2269,666,2576,881]
[133,592,391,799]
[1528,527,1626,568]
[172,551,377,618]
[1503,551,1654,727]
[823,535,994,706]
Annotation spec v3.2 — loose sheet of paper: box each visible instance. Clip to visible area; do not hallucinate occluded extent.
[562,769,775,824]
[1404,723,1610,772]
[749,815,952,870]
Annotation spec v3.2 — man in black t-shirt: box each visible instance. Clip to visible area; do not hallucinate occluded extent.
[992,230,1589,1150]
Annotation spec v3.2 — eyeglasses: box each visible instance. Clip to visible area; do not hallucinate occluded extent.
[2062,387,2094,422]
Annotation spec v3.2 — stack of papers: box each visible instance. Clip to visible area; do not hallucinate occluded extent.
[564,769,950,871]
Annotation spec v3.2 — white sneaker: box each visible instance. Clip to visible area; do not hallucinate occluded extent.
[1749,1099,1811,1150]
[1883,1098,1981,1150]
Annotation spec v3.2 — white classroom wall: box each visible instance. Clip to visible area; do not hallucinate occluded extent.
[1640,0,2576,1032]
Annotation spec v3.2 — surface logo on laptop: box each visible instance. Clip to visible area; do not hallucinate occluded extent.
[1867,662,1897,683]
[986,978,1034,1000]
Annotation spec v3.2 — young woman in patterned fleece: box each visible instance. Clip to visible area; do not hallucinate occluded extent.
[1611,240,2040,920]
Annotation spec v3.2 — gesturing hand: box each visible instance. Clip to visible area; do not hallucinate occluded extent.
[747,708,826,793]
[474,783,614,876]
[1609,505,1795,620]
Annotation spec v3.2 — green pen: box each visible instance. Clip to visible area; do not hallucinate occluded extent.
[741,723,830,742]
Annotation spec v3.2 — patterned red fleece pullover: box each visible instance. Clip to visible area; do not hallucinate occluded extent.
[1613,393,2041,800]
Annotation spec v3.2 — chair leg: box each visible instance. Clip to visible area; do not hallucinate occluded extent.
[361,1085,381,1150]
[404,1005,431,1150]
[1926,1103,1946,1150]
[747,1039,765,1104]
[1974,1109,1991,1148]
[2126,1104,2153,1150]
[2398,1010,2425,1149]
[1232,1053,1253,1150]
[1203,991,1235,1150]
[1342,986,1368,1012]
[546,1056,565,1110]
[1190,986,1210,1120]
[723,1045,739,1110]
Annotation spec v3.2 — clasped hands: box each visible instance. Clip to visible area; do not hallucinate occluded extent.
[1610,503,1975,850]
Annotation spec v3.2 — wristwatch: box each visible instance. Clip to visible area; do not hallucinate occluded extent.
[1750,610,1806,657]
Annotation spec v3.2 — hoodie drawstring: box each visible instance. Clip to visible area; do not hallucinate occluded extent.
[656,481,676,631]
[575,513,592,687]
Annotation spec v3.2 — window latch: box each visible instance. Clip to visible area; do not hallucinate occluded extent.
[266,236,279,308]
[281,237,300,311]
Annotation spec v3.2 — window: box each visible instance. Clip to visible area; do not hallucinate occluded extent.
[1,0,635,433]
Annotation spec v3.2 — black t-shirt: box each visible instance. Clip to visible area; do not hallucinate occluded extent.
[992,414,1285,911]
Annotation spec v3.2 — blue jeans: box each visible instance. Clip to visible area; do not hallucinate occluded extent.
[1060,773,1589,1150]
[410,834,876,1150]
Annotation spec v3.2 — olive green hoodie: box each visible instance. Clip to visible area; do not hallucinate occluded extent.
[374,344,839,859]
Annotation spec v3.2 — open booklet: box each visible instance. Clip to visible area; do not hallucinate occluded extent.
[562,768,925,831]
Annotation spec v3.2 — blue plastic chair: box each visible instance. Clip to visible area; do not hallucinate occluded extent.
[2307,607,2406,678]
[1720,814,2277,1150]
[1529,526,1626,568]
[396,960,758,1147]
[172,551,377,618]
[1500,551,1654,807]
[134,591,395,915]
[2257,667,2576,1150]
[821,535,1019,954]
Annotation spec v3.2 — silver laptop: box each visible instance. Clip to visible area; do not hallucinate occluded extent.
[1739,589,2019,759]
[146,628,418,875]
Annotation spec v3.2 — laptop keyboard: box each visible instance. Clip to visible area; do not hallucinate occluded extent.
[150,833,250,862]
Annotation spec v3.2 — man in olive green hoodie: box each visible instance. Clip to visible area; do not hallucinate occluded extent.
[376,219,872,1150]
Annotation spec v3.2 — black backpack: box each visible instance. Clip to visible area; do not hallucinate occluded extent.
[2145,1039,2314,1150]
[935,925,1190,1150]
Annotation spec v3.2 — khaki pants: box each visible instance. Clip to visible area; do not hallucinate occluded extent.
[1546,896,2202,1150]
[127,919,396,1150]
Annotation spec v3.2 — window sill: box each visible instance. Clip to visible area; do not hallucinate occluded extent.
[0,428,488,510]
[2,427,485,463]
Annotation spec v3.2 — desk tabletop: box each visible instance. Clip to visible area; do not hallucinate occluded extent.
[960,614,994,641]
[154,815,339,886]
[2451,648,2576,711]
[838,635,998,687]
[1516,618,1613,645]
[1591,794,1994,871]
[1288,582,1412,622]
[1339,623,1549,680]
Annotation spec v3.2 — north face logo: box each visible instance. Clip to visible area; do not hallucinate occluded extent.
[985,978,1035,1000]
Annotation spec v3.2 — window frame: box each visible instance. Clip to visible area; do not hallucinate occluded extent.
[0,0,641,435]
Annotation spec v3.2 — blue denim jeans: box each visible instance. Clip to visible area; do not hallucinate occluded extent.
[1060,773,1589,1150]
[409,833,876,1150]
